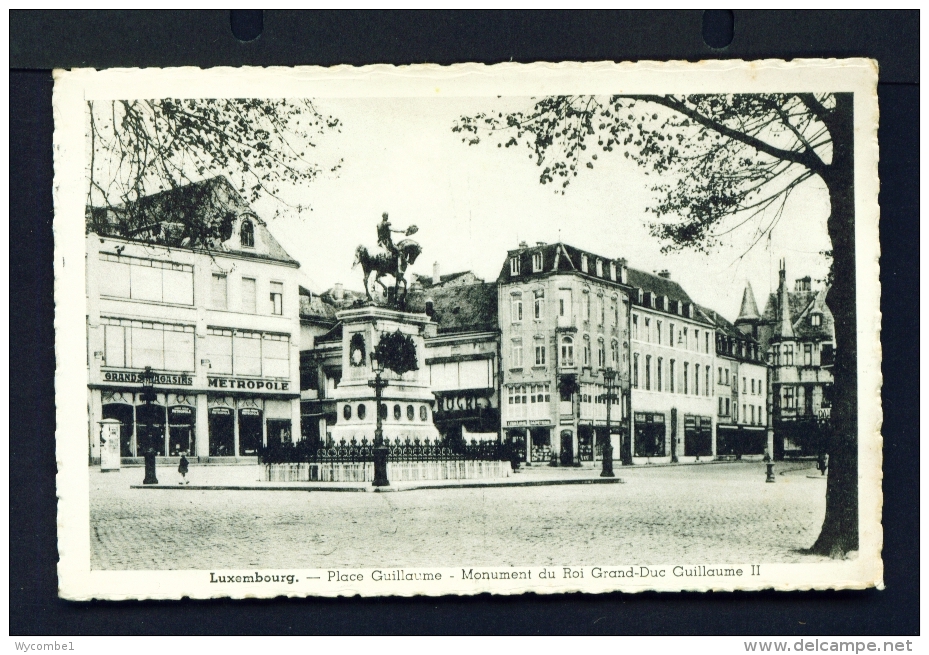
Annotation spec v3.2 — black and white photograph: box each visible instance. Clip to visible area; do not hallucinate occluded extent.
[52,60,882,599]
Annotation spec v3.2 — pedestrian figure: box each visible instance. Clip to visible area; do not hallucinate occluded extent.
[817,452,828,476]
[178,452,190,485]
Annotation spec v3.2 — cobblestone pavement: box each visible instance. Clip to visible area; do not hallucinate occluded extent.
[90,461,828,570]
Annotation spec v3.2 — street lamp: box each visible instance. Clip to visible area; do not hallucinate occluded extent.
[601,368,616,478]
[367,354,390,487]
[139,366,159,485]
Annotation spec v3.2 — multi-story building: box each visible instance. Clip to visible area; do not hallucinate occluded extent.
[422,281,500,443]
[86,177,302,462]
[497,242,631,466]
[757,262,835,459]
[626,269,717,463]
[701,286,769,459]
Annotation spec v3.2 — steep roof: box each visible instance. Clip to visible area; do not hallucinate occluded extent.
[761,287,834,342]
[299,288,338,324]
[86,176,299,266]
[735,282,761,323]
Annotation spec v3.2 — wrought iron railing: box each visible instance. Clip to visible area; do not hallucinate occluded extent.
[259,437,511,464]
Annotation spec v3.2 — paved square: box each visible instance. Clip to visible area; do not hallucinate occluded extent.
[89,461,829,570]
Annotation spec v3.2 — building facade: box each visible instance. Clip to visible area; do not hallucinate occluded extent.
[497,243,631,466]
[626,269,717,463]
[758,263,835,459]
[86,178,302,462]
[703,288,769,459]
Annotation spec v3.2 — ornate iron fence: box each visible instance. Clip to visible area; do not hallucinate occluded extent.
[259,437,510,464]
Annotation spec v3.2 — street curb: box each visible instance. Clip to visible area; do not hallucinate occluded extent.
[129,477,625,493]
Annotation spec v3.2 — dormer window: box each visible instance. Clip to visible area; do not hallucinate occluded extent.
[609,261,616,281]
[532,251,543,272]
[581,254,588,273]
[240,218,255,248]
[510,256,520,276]
[596,259,603,277]
[810,313,822,327]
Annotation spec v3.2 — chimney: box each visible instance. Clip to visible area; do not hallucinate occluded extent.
[518,241,528,248]
[536,241,546,247]
[658,269,671,279]
[333,283,344,301]
[795,276,812,292]
[433,261,441,285]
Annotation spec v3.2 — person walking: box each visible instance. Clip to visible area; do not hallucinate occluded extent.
[178,452,190,485]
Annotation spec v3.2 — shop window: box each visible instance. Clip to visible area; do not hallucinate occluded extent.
[168,405,195,456]
[238,407,263,455]
[102,402,134,457]
[683,415,712,457]
[241,277,257,314]
[208,406,234,456]
[271,281,284,315]
[240,218,255,247]
[634,412,666,457]
[136,402,167,456]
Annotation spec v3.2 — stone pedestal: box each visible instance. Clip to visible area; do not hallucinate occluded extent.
[329,306,441,445]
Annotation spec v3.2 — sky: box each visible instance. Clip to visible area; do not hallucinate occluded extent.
[221,96,832,321]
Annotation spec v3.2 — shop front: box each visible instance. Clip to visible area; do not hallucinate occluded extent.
[716,424,766,457]
[91,378,298,463]
[634,412,666,457]
[433,389,499,447]
[683,414,713,457]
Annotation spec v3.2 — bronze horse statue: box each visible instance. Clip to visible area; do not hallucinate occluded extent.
[354,239,422,305]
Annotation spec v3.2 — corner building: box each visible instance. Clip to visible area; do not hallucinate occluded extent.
[86,178,302,462]
[497,243,631,466]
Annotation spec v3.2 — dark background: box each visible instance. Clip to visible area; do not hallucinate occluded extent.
[10,10,918,636]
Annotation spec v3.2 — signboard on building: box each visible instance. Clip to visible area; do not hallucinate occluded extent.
[208,377,291,392]
[103,370,193,386]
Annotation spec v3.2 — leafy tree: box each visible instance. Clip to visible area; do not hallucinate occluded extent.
[87,98,341,244]
[455,93,857,557]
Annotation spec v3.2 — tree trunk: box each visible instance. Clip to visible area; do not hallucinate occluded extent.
[811,93,859,556]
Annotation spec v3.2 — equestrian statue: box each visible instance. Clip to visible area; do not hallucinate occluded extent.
[354,212,422,308]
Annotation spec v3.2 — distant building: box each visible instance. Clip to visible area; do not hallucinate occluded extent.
[86,177,302,462]
[497,242,631,466]
[627,269,717,463]
[758,262,835,459]
[702,288,769,460]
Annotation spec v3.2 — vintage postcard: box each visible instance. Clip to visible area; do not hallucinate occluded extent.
[53,59,882,600]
